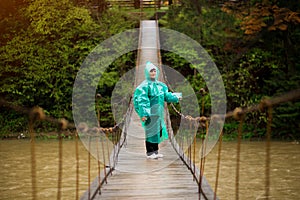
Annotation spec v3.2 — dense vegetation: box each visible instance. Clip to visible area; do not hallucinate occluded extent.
[0,0,299,140]
[160,0,300,140]
[0,0,139,135]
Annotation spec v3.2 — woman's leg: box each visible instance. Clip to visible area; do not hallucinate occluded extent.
[145,141,158,156]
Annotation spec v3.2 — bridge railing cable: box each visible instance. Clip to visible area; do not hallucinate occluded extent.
[78,96,133,199]
[1,87,299,199]
[158,60,300,198]
[162,84,300,199]
[0,96,132,200]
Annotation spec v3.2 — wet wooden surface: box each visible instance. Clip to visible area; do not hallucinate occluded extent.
[92,112,202,200]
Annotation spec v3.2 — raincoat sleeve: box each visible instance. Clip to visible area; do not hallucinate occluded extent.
[134,84,151,118]
[161,83,179,103]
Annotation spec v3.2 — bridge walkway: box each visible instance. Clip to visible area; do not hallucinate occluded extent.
[83,20,214,200]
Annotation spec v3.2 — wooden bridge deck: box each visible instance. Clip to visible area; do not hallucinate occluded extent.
[93,112,201,199]
[81,20,216,200]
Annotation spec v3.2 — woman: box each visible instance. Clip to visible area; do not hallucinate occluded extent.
[133,61,180,159]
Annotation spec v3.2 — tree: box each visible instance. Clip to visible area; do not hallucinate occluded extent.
[0,0,140,134]
[0,0,102,120]
[161,0,300,139]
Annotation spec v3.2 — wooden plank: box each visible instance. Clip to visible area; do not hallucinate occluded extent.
[85,112,202,199]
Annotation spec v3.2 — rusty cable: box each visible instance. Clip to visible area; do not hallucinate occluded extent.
[199,120,209,198]
[101,135,108,184]
[57,121,64,200]
[88,136,91,200]
[265,106,273,199]
[214,130,223,200]
[193,120,198,180]
[75,132,79,200]
[96,137,102,195]
[235,110,245,200]
[29,114,37,200]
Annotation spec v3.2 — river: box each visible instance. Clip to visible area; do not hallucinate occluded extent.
[0,139,299,199]
[202,140,300,200]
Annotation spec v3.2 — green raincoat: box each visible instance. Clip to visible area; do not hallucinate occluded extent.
[133,61,179,144]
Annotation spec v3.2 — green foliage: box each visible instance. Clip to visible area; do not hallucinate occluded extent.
[0,110,28,136]
[1,0,299,140]
[0,0,139,135]
[272,102,300,139]
[161,1,300,140]
[1,0,101,108]
[95,96,114,127]
[224,48,275,109]
[222,121,239,140]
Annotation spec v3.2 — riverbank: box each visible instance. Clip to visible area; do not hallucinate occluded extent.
[1,130,77,140]
[2,131,299,145]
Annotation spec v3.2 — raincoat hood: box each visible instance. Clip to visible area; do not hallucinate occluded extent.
[144,61,159,81]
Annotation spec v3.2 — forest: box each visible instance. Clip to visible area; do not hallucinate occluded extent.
[0,0,299,140]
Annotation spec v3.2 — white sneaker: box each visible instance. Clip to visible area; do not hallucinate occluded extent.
[147,153,158,159]
[156,153,164,158]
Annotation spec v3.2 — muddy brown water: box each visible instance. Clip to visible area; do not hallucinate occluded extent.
[0,139,299,199]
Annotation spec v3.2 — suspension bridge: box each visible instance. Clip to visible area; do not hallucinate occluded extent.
[80,20,216,200]
[1,20,300,200]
